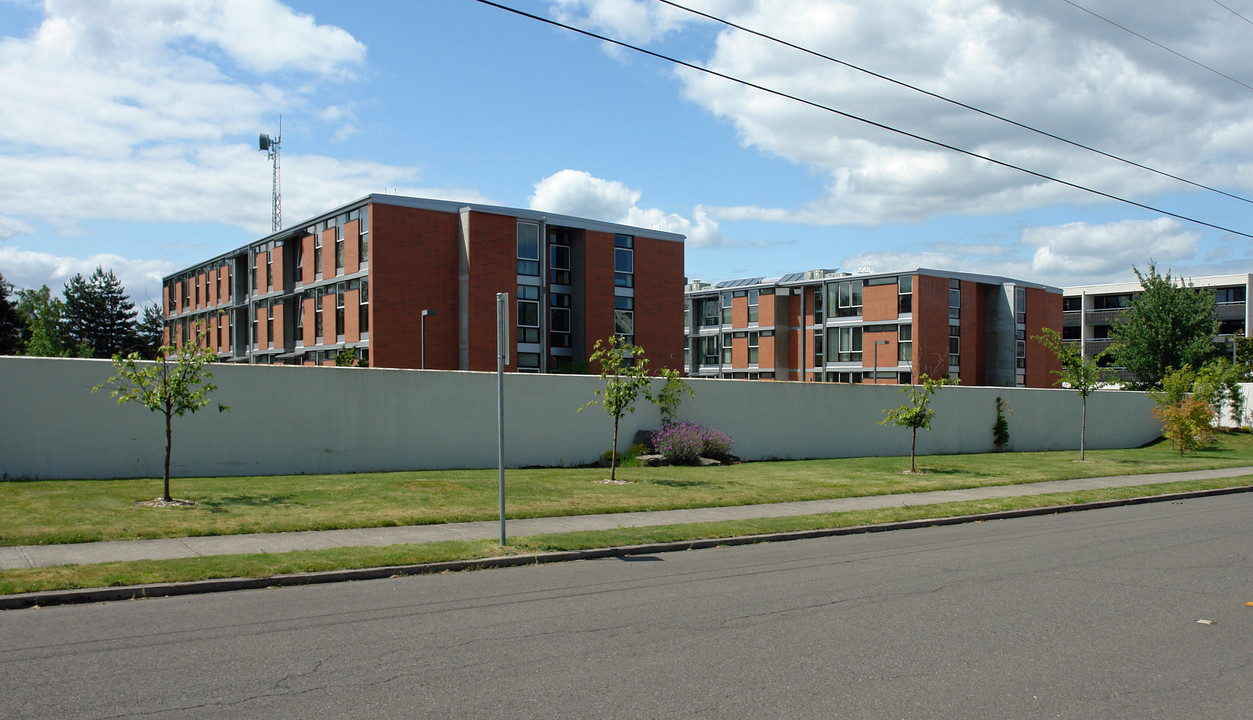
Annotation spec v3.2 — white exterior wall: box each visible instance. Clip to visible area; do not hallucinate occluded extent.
[0,356,1162,480]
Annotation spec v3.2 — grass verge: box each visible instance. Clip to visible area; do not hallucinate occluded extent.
[4,433,1253,547]
[3,474,1249,596]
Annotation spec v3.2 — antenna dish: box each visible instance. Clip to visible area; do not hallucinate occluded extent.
[259,133,271,151]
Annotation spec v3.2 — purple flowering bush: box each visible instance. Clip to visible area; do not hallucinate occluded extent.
[652,422,735,465]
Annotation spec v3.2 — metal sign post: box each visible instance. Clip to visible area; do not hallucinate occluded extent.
[496,293,508,545]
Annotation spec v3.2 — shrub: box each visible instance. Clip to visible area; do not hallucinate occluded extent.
[652,422,735,465]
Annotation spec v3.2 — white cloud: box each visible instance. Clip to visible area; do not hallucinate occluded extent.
[841,218,1205,287]
[0,245,174,304]
[529,169,727,247]
[550,0,696,45]
[0,216,36,242]
[564,0,1253,227]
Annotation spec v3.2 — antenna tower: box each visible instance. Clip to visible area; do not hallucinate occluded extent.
[258,116,282,232]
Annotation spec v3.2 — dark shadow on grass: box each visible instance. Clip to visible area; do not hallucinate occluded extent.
[198,495,296,514]
[651,479,709,488]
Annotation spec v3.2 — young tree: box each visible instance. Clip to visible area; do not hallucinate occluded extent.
[0,272,23,355]
[62,266,139,358]
[652,367,694,426]
[1149,366,1217,456]
[579,336,654,482]
[1034,327,1109,461]
[15,285,78,357]
[93,342,229,502]
[1110,263,1218,389]
[880,374,955,473]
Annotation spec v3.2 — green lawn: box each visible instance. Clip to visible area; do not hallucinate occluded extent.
[4,432,1252,547]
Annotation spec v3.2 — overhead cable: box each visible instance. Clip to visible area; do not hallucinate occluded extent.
[1210,0,1253,26]
[472,0,1253,240]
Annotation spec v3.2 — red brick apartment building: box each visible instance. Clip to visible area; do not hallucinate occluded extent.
[162,195,686,372]
[684,268,1062,387]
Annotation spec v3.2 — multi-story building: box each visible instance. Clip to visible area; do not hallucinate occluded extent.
[162,194,686,372]
[1062,273,1251,365]
[684,268,1062,387]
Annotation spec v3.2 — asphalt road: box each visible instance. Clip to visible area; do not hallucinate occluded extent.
[3,494,1252,719]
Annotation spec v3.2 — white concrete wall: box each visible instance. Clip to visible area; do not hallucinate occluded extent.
[0,356,1162,480]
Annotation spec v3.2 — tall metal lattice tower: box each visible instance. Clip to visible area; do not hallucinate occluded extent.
[259,117,282,232]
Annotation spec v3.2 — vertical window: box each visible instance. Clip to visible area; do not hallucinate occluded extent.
[684,297,692,332]
[517,285,540,343]
[315,291,324,343]
[614,234,634,288]
[814,330,824,366]
[813,287,824,323]
[615,295,634,343]
[721,293,732,325]
[359,281,369,335]
[949,279,961,319]
[721,332,732,364]
[835,280,863,317]
[266,250,273,291]
[748,289,759,324]
[194,278,200,307]
[517,352,541,372]
[267,302,274,347]
[336,285,345,338]
[898,324,912,361]
[1015,286,1026,325]
[295,239,304,280]
[295,297,304,344]
[748,331,759,365]
[703,298,719,327]
[250,253,257,293]
[314,233,323,275]
[549,232,570,284]
[550,292,571,348]
[949,324,960,366]
[832,326,863,362]
[334,231,344,272]
[899,275,913,314]
[517,222,540,276]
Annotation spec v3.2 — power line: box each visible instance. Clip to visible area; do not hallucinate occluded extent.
[656,0,1253,207]
[1062,0,1253,92]
[1211,0,1253,26]
[471,0,1253,240]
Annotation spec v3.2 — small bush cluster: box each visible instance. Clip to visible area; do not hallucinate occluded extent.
[652,422,734,465]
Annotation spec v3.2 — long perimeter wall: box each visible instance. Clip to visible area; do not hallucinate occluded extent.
[0,357,1163,480]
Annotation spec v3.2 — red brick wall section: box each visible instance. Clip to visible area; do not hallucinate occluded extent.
[344,219,360,275]
[344,288,360,344]
[303,296,316,348]
[862,283,898,322]
[731,295,748,328]
[321,228,336,280]
[914,274,951,380]
[271,302,284,348]
[370,203,462,371]
[254,305,267,349]
[960,281,986,385]
[632,235,684,372]
[461,211,519,372]
[760,334,776,372]
[302,235,315,285]
[861,330,897,382]
[272,246,284,293]
[1026,287,1063,388]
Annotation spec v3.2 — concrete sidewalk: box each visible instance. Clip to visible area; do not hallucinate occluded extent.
[3,467,1253,571]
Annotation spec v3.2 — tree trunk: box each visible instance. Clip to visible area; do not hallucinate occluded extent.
[163,406,173,502]
[610,415,620,482]
[1080,395,1087,462]
[910,427,918,473]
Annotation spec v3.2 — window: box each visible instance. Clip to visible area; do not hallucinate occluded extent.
[295,297,304,344]
[614,234,633,288]
[1017,339,1027,369]
[748,331,759,365]
[550,292,571,348]
[833,280,863,317]
[549,232,570,285]
[813,287,824,323]
[266,250,273,291]
[898,324,912,361]
[1063,296,1081,312]
[314,291,324,343]
[1015,286,1026,325]
[250,253,257,293]
[702,298,720,327]
[1093,294,1132,310]
[314,233,323,275]
[358,280,369,335]
[830,326,862,362]
[517,221,540,276]
[949,324,960,366]
[1217,287,1246,304]
[898,275,912,314]
[702,336,719,365]
[615,295,634,343]
[518,284,540,343]
[266,302,274,348]
[684,297,692,332]
[517,352,541,372]
[722,332,732,364]
[949,279,961,319]
[748,289,759,324]
[1062,325,1081,341]
[335,285,345,339]
[357,209,369,265]
[1091,324,1112,339]
[194,278,200,307]
[721,293,732,324]
[334,231,344,272]
[295,239,304,280]
[814,330,824,366]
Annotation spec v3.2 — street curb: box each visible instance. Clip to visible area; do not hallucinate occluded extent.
[4,484,1252,611]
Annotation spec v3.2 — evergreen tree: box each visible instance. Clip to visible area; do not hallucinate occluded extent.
[135,302,166,359]
[1110,263,1218,389]
[62,266,139,358]
[0,272,23,355]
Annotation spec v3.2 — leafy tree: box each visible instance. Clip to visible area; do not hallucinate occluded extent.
[992,397,1010,452]
[335,345,365,367]
[93,342,229,502]
[653,367,694,425]
[15,285,79,357]
[1111,263,1218,389]
[0,272,23,355]
[880,374,956,473]
[135,302,166,359]
[1034,327,1110,461]
[1149,366,1217,455]
[579,336,655,483]
[62,266,139,358]
[1195,358,1246,428]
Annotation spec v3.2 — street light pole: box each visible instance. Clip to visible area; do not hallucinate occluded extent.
[421,309,434,369]
[873,339,890,384]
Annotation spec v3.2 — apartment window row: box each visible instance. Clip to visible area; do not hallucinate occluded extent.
[1217,287,1246,304]
[170,262,233,316]
[303,207,367,282]
[614,234,634,288]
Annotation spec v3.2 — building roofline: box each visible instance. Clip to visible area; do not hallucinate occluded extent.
[1063,272,1253,295]
[685,267,1061,295]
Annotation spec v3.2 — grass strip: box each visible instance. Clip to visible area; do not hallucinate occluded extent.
[3,475,1249,596]
[4,433,1253,547]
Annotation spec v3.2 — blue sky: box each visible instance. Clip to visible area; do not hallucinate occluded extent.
[2,0,1252,308]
